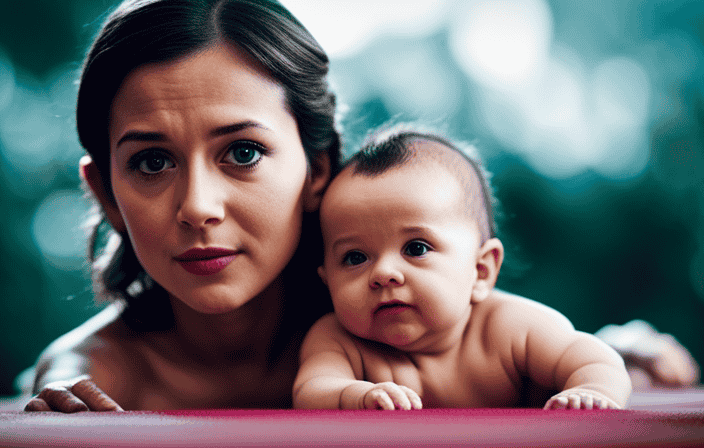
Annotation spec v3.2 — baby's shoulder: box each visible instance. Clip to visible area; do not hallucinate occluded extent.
[302,314,401,363]
[477,290,574,334]
[306,313,349,339]
[301,313,357,353]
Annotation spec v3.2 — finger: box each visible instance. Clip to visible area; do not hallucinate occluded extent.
[567,394,581,409]
[376,391,396,410]
[71,379,123,411]
[24,397,53,412]
[545,396,568,410]
[365,390,395,410]
[37,387,89,413]
[581,394,594,410]
[555,396,569,409]
[594,397,608,409]
[385,385,412,410]
[400,386,423,410]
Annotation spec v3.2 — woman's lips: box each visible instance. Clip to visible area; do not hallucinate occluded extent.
[174,248,240,276]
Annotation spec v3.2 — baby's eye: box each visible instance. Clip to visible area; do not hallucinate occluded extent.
[342,251,367,266]
[404,241,430,257]
[223,141,264,167]
[128,150,175,175]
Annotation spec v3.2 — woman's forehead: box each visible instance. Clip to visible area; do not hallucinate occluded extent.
[113,43,284,110]
[108,43,292,142]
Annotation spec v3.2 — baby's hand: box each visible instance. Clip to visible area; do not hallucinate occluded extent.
[544,388,620,410]
[24,376,123,413]
[363,382,422,410]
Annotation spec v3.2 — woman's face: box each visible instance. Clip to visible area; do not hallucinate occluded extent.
[105,42,325,313]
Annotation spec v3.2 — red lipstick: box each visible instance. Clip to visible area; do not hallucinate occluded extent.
[174,247,240,276]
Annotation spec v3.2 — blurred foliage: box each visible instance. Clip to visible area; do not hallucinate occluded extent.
[0,0,703,397]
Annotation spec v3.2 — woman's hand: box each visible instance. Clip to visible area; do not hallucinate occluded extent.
[543,388,620,410]
[24,376,123,412]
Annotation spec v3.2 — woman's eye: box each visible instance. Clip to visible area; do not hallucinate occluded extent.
[342,251,367,266]
[223,141,264,167]
[128,151,174,175]
[404,241,430,257]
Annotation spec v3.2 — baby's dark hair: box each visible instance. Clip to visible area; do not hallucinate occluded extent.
[345,124,497,242]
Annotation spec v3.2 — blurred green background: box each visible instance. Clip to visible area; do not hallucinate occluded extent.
[0,0,703,397]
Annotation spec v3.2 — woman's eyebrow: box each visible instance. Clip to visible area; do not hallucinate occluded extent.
[115,121,270,148]
[116,131,165,148]
[210,120,269,138]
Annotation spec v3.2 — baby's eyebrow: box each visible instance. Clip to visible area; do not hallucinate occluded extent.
[330,235,361,252]
[399,225,434,235]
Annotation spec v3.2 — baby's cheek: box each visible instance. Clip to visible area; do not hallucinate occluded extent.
[332,283,372,335]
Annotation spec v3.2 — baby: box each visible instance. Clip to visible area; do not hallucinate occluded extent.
[293,126,632,410]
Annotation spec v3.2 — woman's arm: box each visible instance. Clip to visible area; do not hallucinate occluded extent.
[25,303,132,412]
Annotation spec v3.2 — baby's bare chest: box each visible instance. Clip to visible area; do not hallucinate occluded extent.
[357,347,522,408]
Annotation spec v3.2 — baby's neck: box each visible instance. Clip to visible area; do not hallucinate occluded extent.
[390,307,473,362]
[165,277,286,365]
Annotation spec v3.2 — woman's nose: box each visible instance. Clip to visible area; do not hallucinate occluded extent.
[176,164,226,229]
[369,256,405,290]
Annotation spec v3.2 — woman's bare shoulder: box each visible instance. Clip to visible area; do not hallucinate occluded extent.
[33,302,142,391]
[38,302,127,357]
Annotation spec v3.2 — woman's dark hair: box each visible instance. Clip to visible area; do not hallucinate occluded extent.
[78,0,340,337]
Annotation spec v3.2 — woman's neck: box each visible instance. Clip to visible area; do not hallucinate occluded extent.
[165,276,286,365]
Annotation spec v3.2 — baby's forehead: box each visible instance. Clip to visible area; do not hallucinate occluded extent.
[408,140,487,212]
[335,138,492,242]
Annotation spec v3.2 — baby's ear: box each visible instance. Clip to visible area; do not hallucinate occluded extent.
[471,238,504,303]
[317,265,328,286]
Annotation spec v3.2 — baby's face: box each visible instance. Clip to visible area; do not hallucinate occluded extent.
[319,152,486,352]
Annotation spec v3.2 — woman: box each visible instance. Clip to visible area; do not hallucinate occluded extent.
[25,0,340,411]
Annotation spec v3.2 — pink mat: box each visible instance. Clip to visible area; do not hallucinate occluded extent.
[2,389,703,447]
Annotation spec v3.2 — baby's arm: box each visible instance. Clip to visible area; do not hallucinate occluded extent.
[532,317,630,409]
[293,314,421,410]
[497,296,631,409]
[25,303,129,412]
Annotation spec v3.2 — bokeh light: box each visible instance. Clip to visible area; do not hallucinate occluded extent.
[282,0,449,58]
[449,0,553,90]
[0,50,15,113]
[31,190,91,270]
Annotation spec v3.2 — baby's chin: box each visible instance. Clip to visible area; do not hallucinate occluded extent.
[367,327,429,351]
